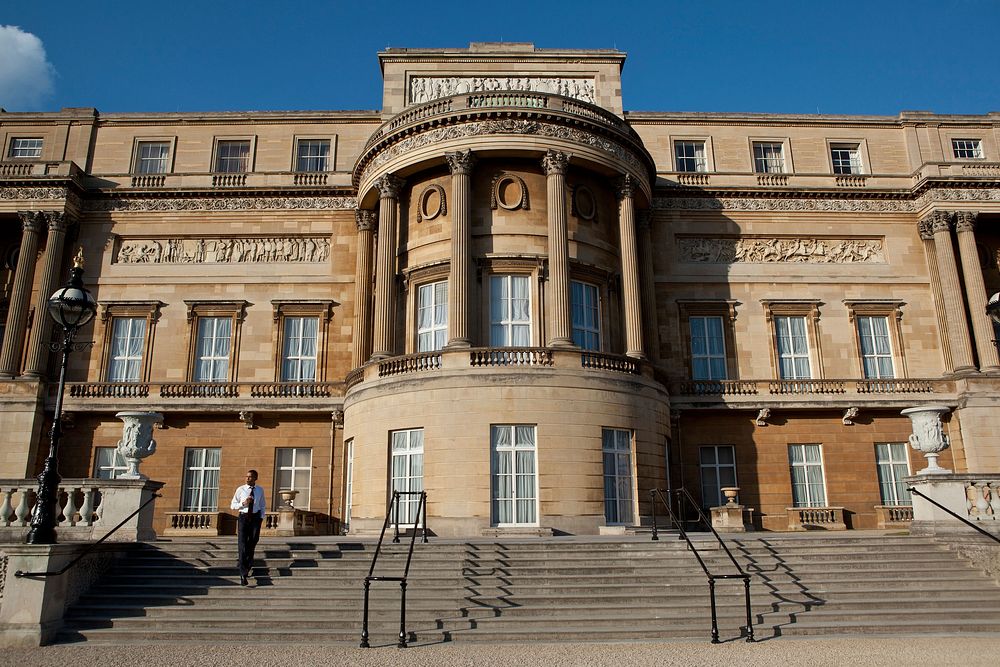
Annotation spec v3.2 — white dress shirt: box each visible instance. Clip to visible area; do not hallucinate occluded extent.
[230,484,267,516]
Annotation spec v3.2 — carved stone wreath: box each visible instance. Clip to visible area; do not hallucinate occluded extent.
[490,173,530,211]
[417,184,447,222]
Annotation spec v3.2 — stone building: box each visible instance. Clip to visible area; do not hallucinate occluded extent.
[0,43,997,537]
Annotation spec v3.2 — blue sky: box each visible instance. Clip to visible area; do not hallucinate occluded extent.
[2,0,999,116]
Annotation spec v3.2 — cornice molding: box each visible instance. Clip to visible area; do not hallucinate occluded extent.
[84,194,357,212]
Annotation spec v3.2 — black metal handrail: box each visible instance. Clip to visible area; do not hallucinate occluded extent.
[907,486,1000,545]
[649,488,754,643]
[14,492,162,578]
[360,490,428,649]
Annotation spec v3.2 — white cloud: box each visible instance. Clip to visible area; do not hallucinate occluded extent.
[0,25,55,111]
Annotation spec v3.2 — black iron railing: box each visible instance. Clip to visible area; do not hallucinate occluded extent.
[650,488,754,643]
[907,486,1000,545]
[360,490,428,648]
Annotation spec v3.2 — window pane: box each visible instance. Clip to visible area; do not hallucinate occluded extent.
[417,281,447,352]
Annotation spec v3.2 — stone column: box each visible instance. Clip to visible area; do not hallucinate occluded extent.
[24,212,72,378]
[637,210,659,361]
[352,209,376,368]
[617,175,646,359]
[0,212,44,378]
[444,150,476,348]
[371,174,404,360]
[955,211,1000,372]
[928,210,975,373]
[542,150,574,348]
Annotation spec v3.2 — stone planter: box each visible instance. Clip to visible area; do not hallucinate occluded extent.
[278,488,299,511]
[721,487,740,507]
[901,405,951,474]
[114,411,163,480]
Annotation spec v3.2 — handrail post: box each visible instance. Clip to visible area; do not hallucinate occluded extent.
[421,491,428,543]
[398,580,408,648]
[650,489,659,541]
[709,577,719,644]
[392,491,400,544]
[743,576,755,642]
[360,578,371,648]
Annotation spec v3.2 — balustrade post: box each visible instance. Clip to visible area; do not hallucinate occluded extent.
[15,488,31,526]
[62,486,78,527]
[0,488,13,526]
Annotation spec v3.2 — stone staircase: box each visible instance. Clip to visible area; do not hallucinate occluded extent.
[56,534,1000,645]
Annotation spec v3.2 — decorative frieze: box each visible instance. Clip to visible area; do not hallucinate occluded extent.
[409,76,596,105]
[677,236,885,264]
[654,187,1000,213]
[86,196,357,212]
[115,237,331,264]
[0,186,71,201]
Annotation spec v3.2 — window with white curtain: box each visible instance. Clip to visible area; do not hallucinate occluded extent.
[491,425,537,525]
[690,316,727,380]
[215,140,251,172]
[753,142,786,173]
[417,281,447,352]
[281,316,318,381]
[674,140,707,172]
[490,275,531,347]
[391,429,424,525]
[857,315,894,379]
[8,138,42,158]
[602,428,634,524]
[107,317,146,382]
[135,141,170,174]
[194,317,232,382]
[295,139,330,172]
[775,315,811,379]
[700,445,737,509]
[571,281,600,350]
[875,443,911,505]
[830,143,863,175]
[181,447,221,511]
[788,444,827,508]
[274,448,312,509]
[94,447,128,479]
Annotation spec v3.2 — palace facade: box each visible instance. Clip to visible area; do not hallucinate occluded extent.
[1,43,998,537]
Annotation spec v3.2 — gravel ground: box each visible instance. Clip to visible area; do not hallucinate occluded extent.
[3,636,999,667]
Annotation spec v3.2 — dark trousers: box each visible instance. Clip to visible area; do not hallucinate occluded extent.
[237,512,263,576]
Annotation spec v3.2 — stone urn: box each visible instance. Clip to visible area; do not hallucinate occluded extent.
[721,487,740,507]
[278,489,299,511]
[115,411,163,479]
[901,405,951,475]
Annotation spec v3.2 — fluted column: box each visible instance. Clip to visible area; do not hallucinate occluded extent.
[23,212,72,378]
[0,212,45,378]
[444,150,476,348]
[542,150,574,348]
[617,175,645,359]
[955,211,1000,372]
[637,210,659,361]
[371,174,404,360]
[352,209,376,368]
[928,210,975,373]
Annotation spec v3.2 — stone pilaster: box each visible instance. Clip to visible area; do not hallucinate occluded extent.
[955,211,1000,372]
[637,210,659,361]
[352,209,376,368]
[371,174,404,360]
[444,150,476,348]
[23,212,72,378]
[0,212,45,378]
[542,150,574,348]
[617,176,645,359]
[928,210,975,373]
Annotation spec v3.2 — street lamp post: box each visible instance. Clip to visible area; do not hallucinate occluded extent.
[25,249,97,545]
[987,292,1000,353]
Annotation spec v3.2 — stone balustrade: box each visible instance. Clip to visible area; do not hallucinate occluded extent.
[786,506,848,531]
[907,474,1000,537]
[62,381,344,413]
[163,508,326,537]
[874,504,914,529]
[669,377,953,409]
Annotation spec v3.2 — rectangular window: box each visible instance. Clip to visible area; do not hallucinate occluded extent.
[391,429,424,525]
[602,428,634,524]
[135,141,170,174]
[857,315,894,379]
[700,445,737,509]
[674,140,707,172]
[830,143,862,175]
[8,138,42,159]
[690,315,727,380]
[93,447,128,480]
[491,425,537,526]
[753,142,785,174]
[194,316,232,382]
[181,447,221,512]
[417,281,448,352]
[296,139,330,172]
[571,281,600,351]
[788,444,826,508]
[274,447,312,509]
[775,315,811,379]
[875,443,912,506]
[490,275,531,347]
[281,316,318,381]
[107,317,147,382]
[344,439,354,529]
[215,140,251,173]
[952,139,984,160]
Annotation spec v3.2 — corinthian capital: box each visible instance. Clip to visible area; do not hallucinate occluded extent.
[617,174,635,200]
[355,209,377,232]
[924,210,953,235]
[917,219,934,240]
[374,174,405,200]
[954,210,979,233]
[445,150,477,175]
[541,150,571,176]
[16,210,45,234]
[44,211,70,233]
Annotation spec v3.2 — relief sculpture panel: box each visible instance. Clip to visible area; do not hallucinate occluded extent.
[677,237,885,264]
[115,237,331,264]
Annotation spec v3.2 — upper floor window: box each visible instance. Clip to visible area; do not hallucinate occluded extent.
[570,281,600,351]
[952,139,983,160]
[674,140,707,173]
[215,140,251,173]
[135,141,170,174]
[107,317,147,382]
[417,281,448,352]
[830,143,863,175]
[690,315,727,380]
[8,138,42,159]
[753,142,786,174]
[281,316,318,382]
[490,275,531,347]
[775,315,811,379]
[857,315,894,379]
[195,317,232,382]
[296,139,331,172]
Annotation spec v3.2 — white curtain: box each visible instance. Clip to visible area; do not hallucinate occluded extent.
[109,318,145,382]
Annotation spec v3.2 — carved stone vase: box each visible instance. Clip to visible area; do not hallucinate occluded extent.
[279,489,299,511]
[721,487,740,507]
[115,411,164,479]
[901,405,951,475]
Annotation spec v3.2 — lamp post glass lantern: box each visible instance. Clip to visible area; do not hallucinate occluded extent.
[26,249,97,545]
